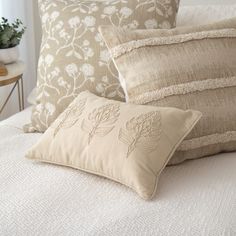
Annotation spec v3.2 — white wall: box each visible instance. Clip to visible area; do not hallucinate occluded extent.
[0,0,37,120]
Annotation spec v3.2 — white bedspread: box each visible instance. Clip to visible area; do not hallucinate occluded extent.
[1,5,236,236]
[177,4,236,27]
[1,111,236,235]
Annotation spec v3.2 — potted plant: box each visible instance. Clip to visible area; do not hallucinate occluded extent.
[0,17,26,64]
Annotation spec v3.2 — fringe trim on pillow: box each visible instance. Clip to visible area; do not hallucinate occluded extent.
[179,131,236,151]
[130,77,236,104]
[111,28,236,58]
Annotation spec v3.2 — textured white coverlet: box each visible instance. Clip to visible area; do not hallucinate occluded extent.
[1,5,236,235]
[0,108,236,235]
[177,4,236,26]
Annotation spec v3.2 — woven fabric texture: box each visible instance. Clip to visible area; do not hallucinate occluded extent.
[99,17,236,164]
[1,108,236,235]
[26,92,200,200]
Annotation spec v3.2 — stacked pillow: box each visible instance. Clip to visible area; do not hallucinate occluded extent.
[26,91,201,200]
[99,17,236,164]
[25,0,180,132]
[26,1,236,199]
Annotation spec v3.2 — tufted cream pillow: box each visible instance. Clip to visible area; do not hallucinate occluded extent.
[25,0,180,133]
[26,91,201,200]
[99,17,236,164]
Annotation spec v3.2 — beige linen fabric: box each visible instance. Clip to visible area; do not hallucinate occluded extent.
[26,91,201,200]
[26,0,180,133]
[99,17,236,164]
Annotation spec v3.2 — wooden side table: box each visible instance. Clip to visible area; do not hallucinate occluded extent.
[0,61,25,114]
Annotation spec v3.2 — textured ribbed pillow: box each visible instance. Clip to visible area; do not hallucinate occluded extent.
[25,0,180,133]
[99,17,236,164]
[26,91,201,200]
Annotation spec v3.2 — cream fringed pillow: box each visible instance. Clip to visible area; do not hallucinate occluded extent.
[25,0,180,133]
[26,92,201,200]
[99,17,236,164]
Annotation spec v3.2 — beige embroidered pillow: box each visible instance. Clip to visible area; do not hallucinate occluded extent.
[99,17,236,164]
[26,0,180,133]
[26,91,201,200]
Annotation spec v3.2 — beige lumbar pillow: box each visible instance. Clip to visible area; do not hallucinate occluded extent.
[26,91,201,200]
[99,17,236,164]
[25,0,180,133]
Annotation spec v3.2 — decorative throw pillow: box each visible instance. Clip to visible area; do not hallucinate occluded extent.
[99,17,236,164]
[26,91,201,200]
[26,0,180,133]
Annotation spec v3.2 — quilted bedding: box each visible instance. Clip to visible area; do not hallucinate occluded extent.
[1,5,236,235]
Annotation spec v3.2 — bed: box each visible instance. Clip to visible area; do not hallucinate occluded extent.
[1,5,236,235]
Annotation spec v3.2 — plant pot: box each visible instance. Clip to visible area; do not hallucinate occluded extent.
[0,46,19,64]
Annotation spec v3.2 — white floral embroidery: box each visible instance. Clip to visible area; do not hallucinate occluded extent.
[159,21,171,29]
[83,16,96,27]
[66,63,78,77]
[51,67,60,78]
[58,77,67,87]
[55,21,63,30]
[50,11,59,21]
[100,49,110,63]
[145,19,158,29]
[42,12,49,24]
[45,54,54,66]
[96,83,105,93]
[80,64,94,77]
[68,16,80,28]
[120,7,133,18]
[104,6,117,15]
[45,103,56,115]
[83,40,90,46]
[127,20,139,29]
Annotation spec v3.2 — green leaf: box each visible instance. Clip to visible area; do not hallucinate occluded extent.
[0,17,26,48]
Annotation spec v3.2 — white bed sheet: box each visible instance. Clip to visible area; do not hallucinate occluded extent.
[1,5,236,236]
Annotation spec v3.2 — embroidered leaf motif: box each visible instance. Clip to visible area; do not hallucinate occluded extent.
[53,98,87,137]
[81,103,120,144]
[119,111,162,158]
